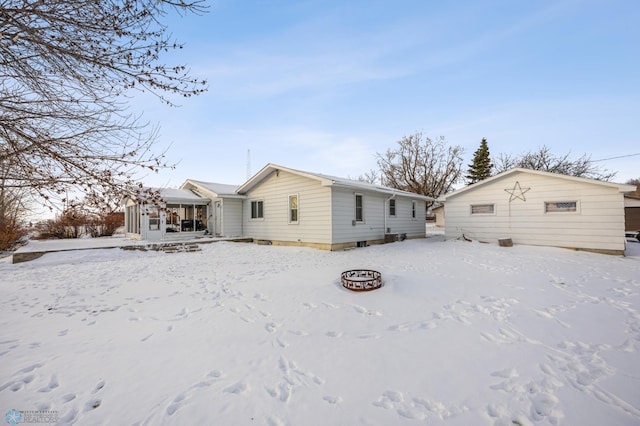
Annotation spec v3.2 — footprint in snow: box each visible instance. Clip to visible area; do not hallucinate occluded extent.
[38,374,59,392]
[207,370,222,379]
[84,399,101,411]
[62,393,76,403]
[323,395,343,404]
[223,382,249,394]
[166,393,185,416]
[265,322,278,333]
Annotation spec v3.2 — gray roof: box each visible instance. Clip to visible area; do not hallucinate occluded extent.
[237,163,434,201]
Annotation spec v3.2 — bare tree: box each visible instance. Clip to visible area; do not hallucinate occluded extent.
[494,145,616,181]
[0,0,208,210]
[376,132,464,205]
[0,178,28,251]
[357,169,381,184]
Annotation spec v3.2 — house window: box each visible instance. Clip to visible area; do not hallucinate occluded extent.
[470,204,495,214]
[545,201,577,213]
[289,194,299,223]
[126,205,140,234]
[389,199,396,216]
[412,201,416,219]
[251,200,264,219]
[355,194,364,222]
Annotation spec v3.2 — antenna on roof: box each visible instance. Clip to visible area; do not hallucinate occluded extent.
[246,149,251,180]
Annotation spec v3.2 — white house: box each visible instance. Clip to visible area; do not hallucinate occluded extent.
[123,164,433,249]
[236,164,432,250]
[437,168,636,255]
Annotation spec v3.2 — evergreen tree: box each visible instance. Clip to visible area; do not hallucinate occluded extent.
[466,138,493,184]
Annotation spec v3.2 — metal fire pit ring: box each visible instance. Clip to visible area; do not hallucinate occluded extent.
[341,269,382,292]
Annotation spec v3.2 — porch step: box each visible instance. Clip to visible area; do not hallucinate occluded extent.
[147,243,202,253]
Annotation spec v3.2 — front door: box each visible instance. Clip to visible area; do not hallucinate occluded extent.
[146,207,165,241]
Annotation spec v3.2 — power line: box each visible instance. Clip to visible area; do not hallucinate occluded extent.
[591,153,640,162]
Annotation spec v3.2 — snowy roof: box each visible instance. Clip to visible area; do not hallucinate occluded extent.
[438,168,638,202]
[237,163,434,200]
[181,179,242,198]
[158,187,207,203]
[122,187,206,204]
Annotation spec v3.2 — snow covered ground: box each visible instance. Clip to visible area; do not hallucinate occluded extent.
[1,236,639,425]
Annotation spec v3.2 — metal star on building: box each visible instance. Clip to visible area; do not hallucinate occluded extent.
[504,181,531,202]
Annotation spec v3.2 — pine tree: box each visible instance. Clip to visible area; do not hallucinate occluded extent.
[466,138,493,184]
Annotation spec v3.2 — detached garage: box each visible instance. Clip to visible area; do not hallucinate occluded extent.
[438,168,637,255]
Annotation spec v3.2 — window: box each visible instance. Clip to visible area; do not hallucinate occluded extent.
[545,201,577,213]
[470,204,495,214]
[251,200,264,219]
[411,201,416,219]
[126,205,140,234]
[389,199,396,216]
[289,194,298,223]
[355,194,364,222]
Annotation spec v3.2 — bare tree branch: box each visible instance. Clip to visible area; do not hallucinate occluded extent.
[0,0,208,210]
[494,145,616,181]
[376,132,464,206]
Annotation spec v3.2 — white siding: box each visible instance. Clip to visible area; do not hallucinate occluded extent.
[386,198,427,238]
[444,171,627,252]
[242,170,332,243]
[222,198,243,236]
[331,188,385,243]
[330,189,425,243]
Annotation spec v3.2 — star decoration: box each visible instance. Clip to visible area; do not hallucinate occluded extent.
[504,181,531,202]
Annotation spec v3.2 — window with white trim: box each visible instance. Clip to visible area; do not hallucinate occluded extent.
[545,201,577,213]
[288,194,299,223]
[355,194,364,222]
[389,199,396,216]
[251,200,264,219]
[470,204,495,214]
[411,201,416,219]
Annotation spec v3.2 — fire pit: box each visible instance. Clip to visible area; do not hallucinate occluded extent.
[341,269,382,292]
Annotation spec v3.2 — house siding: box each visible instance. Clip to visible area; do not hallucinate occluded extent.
[242,170,332,244]
[331,188,385,243]
[386,198,427,238]
[331,189,426,244]
[222,198,243,236]
[443,171,627,253]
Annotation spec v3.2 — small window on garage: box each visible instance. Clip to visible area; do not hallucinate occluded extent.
[470,204,495,214]
[545,201,577,213]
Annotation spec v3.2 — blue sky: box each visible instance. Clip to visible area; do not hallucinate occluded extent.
[132,0,640,188]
